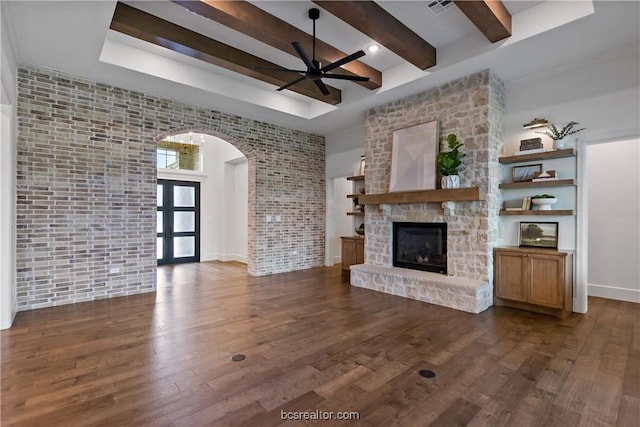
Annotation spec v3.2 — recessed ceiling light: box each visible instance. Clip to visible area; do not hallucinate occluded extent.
[367,44,380,53]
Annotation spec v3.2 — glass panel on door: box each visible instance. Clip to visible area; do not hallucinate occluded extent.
[174,236,196,258]
[173,212,195,233]
[174,185,195,207]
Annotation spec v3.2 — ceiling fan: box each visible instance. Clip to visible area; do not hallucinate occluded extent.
[254,8,370,96]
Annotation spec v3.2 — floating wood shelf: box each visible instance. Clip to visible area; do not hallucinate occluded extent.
[358,187,483,205]
[499,209,575,216]
[498,179,575,190]
[498,149,576,164]
[346,175,365,181]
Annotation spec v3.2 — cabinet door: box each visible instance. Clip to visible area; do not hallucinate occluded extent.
[342,239,357,270]
[355,239,364,265]
[495,251,527,302]
[528,254,564,308]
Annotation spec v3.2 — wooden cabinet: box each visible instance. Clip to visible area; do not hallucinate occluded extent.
[341,236,364,271]
[494,246,573,318]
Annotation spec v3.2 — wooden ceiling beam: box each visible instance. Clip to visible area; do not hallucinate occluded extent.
[109,2,341,105]
[170,0,382,90]
[313,0,436,70]
[453,0,512,43]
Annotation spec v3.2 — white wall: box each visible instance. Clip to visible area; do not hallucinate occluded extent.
[586,139,640,303]
[327,177,354,265]
[325,125,365,265]
[1,4,18,329]
[223,157,248,263]
[200,137,248,263]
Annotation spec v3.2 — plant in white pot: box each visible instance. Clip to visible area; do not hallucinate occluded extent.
[531,194,557,210]
[536,121,585,150]
[437,133,465,189]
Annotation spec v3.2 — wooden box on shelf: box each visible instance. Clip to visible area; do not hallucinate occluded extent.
[493,246,573,318]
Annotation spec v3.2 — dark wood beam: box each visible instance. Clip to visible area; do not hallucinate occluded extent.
[453,0,512,43]
[313,1,436,70]
[110,2,341,105]
[170,1,382,90]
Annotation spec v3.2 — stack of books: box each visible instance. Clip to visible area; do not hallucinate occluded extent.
[504,196,532,211]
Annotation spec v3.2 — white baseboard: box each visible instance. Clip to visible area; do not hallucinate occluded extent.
[588,283,640,303]
[220,253,248,263]
[325,256,341,267]
[200,253,247,264]
[201,253,218,262]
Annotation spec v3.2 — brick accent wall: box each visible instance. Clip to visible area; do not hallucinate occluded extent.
[364,70,504,282]
[16,67,325,311]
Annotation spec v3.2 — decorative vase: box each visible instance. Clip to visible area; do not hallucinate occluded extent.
[441,175,460,189]
[553,139,566,150]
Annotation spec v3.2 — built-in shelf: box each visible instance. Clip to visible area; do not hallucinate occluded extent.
[499,209,575,216]
[498,149,575,164]
[347,175,365,181]
[498,179,575,190]
[347,211,365,216]
[358,187,483,205]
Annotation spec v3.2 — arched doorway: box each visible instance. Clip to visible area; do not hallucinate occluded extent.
[155,131,249,267]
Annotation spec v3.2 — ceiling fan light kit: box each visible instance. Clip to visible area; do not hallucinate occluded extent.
[254,8,370,96]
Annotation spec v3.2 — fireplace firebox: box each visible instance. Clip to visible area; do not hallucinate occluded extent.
[392,222,447,274]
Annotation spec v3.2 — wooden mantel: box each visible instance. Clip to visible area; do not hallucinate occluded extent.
[357,187,484,205]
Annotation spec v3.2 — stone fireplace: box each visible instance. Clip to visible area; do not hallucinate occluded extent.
[393,222,447,274]
[350,70,504,314]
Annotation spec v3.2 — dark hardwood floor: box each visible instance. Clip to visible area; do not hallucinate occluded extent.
[1,262,639,426]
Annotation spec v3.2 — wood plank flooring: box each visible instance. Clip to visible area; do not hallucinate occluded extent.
[1,262,639,426]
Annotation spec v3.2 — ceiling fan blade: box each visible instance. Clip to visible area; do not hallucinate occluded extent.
[322,73,370,82]
[252,65,306,73]
[314,79,331,96]
[292,42,316,70]
[321,50,366,73]
[276,75,307,92]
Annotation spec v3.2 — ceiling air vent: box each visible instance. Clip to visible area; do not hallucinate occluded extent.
[425,0,454,16]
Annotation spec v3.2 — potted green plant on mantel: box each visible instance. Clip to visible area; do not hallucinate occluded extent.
[437,133,465,189]
[536,121,585,150]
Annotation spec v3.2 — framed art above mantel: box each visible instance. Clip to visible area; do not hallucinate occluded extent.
[389,121,438,192]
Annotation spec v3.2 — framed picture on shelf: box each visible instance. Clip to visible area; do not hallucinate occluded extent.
[519,221,559,249]
[512,163,543,182]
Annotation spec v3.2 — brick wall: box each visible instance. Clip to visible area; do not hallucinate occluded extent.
[16,67,325,311]
[364,70,504,282]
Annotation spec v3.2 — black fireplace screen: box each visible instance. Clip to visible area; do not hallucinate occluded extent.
[392,222,447,274]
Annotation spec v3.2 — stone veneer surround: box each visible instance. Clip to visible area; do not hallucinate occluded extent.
[16,67,325,311]
[352,70,504,313]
